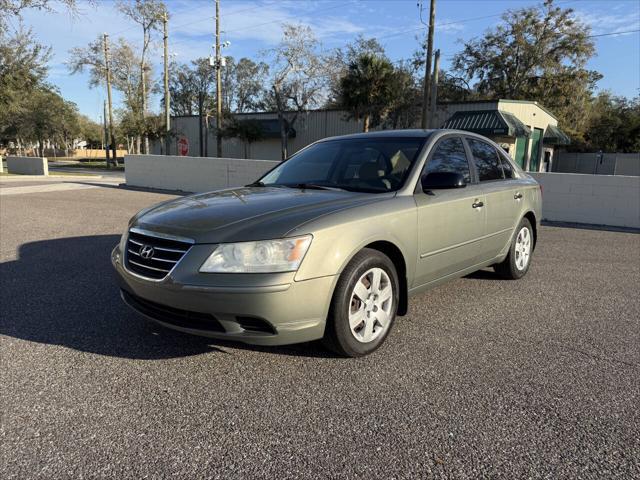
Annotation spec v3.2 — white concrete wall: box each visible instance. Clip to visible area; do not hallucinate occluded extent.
[6,156,48,175]
[530,172,640,228]
[125,154,279,193]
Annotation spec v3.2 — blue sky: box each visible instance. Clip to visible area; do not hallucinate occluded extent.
[17,0,640,121]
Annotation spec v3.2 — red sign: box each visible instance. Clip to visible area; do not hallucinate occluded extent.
[177,136,189,156]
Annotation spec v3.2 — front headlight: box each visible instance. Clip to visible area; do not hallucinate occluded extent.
[199,235,312,273]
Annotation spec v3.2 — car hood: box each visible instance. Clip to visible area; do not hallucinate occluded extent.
[134,186,389,243]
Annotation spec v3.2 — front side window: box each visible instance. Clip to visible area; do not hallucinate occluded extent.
[260,137,428,193]
[468,139,503,181]
[423,137,471,183]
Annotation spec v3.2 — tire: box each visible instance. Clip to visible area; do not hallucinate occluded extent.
[494,217,534,280]
[322,248,399,357]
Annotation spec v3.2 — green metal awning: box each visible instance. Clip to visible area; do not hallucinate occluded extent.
[543,124,570,145]
[442,110,531,137]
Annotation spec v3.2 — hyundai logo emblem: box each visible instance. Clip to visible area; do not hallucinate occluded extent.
[139,245,155,259]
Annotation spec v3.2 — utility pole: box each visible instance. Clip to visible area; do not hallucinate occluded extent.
[420,0,436,129]
[215,0,222,158]
[429,49,440,129]
[103,33,117,167]
[163,11,171,156]
[103,100,110,163]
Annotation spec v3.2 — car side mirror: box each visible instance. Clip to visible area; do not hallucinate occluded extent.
[421,172,467,191]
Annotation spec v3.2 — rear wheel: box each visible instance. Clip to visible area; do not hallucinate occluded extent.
[323,249,399,357]
[494,217,534,279]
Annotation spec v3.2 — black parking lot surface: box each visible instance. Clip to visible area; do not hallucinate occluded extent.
[1,182,639,479]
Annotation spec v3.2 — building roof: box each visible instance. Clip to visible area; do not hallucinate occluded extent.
[439,99,558,121]
[543,124,571,145]
[442,110,531,137]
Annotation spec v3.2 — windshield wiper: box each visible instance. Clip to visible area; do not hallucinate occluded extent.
[289,183,345,191]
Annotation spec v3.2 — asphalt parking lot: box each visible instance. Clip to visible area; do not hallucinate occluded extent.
[1,177,639,479]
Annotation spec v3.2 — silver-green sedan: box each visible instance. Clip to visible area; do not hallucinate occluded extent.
[113,130,541,356]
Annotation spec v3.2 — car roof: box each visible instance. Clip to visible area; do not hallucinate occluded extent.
[317,128,495,142]
[319,129,437,141]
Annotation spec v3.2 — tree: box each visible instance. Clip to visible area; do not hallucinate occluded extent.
[583,93,640,152]
[451,0,599,136]
[222,57,269,113]
[116,0,167,154]
[265,24,330,159]
[14,87,79,156]
[0,0,90,29]
[0,25,51,146]
[411,41,477,103]
[77,115,102,149]
[434,71,478,102]
[167,60,196,116]
[384,63,421,130]
[190,58,215,156]
[68,35,151,153]
[337,53,396,132]
[328,35,386,106]
[221,118,265,159]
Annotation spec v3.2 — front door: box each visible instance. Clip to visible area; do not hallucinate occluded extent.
[514,136,527,168]
[414,136,487,287]
[529,128,543,172]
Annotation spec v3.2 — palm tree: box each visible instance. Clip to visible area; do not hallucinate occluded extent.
[338,53,395,132]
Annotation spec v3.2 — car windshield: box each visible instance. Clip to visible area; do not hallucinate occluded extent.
[258,136,428,193]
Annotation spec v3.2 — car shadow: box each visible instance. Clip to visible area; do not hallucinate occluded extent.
[0,235,336,360]
[464,268,502,280]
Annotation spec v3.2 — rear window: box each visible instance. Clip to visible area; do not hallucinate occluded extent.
[468,139,503,181]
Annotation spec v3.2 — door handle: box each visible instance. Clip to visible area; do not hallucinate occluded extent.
[514,192,523,200]
[472,201,484,209]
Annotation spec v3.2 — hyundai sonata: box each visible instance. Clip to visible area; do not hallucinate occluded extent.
[113,130,541,357]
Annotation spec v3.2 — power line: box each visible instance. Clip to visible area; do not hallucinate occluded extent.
[167,1,346,50]
[588,29,640,38]
[220,2,346,35]
[110,3,276,38]
[373,0,588,43]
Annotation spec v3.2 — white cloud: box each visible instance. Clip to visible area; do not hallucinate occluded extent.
[573,9,640,36]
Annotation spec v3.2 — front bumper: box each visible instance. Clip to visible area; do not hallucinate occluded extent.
[112,246,337,346]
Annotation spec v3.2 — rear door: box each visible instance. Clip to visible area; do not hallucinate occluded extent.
[465,137,521,258]
[413,135,487,287]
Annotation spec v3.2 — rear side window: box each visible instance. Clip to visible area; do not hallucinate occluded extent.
[499,153,515,179]
[424,137,471,183]
[468,139,503,181]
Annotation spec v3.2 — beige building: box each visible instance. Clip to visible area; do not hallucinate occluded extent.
[154,100,569,172]
[435,99,569,172]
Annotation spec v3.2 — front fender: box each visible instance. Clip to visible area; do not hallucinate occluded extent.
[291,196,418,283]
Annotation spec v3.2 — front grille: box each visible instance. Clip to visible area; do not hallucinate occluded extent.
[122,290,225,332]
[125,229,192,280]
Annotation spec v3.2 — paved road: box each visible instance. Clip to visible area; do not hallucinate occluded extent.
[1,179,639,479]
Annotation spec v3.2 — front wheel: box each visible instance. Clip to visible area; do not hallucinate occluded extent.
[322,249,399,357]
[494,217,534,279]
